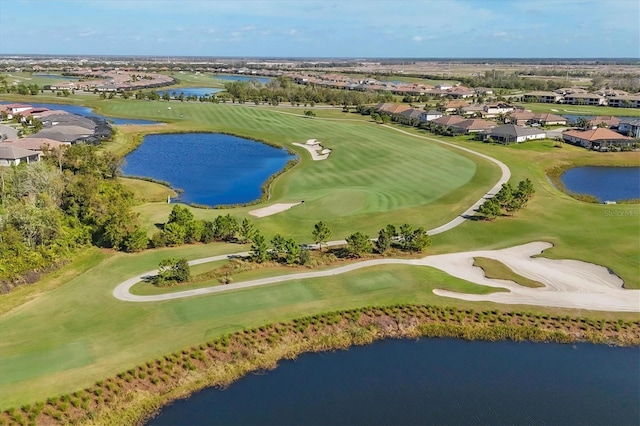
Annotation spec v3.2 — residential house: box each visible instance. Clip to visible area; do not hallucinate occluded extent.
[588,116,620,129]
[617,118,640,138]
[375,103,412,116]
[430,115,466,127]
[529,113,567,126]
[477,124,546,144]
[3,138,69,153]
[421,110,443,121]
[563,93,607,106]
[443,100,470,113]
[562,128,635,150]
[449,118,496,134]
[483,103,515,118]
[523,91,563,103]
[606,95,640,108]
[446,86,475,99]
[506,110,536,125]
[398,108,425,123]
[461,104,485,117]
[0,145,41,166]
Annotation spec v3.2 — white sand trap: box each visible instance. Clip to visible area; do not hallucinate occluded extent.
[249,202,301,218]
[422,242,639,312]
[293,141,330,160]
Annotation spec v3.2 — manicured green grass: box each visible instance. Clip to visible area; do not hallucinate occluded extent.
[0,96,638,411]
[473,257,545,288]
[118,177,177,203]
[0,244,505,409]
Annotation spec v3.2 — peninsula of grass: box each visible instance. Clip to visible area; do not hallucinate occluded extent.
[1,304,638,426]
[473,257,545,288]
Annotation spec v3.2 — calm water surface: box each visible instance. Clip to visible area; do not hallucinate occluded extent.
[561,166,640,202]
[214,74,272,84]
[148,338,640,425]
[122,133,295,206]
[156,87,223,98]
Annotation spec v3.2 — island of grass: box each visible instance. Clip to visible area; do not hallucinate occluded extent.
[473,257,545,288]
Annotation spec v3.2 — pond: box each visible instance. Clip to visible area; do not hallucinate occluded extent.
[33,74,79,80]
[0,101,160,125]
[155,87,223,98]
[561,166,640,202]
[213,74,272,84]
[121,133,296,206]
[148,338,640,425]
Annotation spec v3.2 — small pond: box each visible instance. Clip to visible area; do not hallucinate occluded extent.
[155,87,223,98]
[33,74,80,80]
[121,133,296,206]
[213,74,271,84]
[0,101,160,125]
[148,338,640,425]
[561,166,640,202]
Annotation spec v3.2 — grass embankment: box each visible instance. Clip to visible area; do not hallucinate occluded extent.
[1,304,637,426]
[473,257,544,288]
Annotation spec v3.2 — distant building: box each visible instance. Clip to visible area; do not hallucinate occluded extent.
[562,128,635,150]
[0,145,41,166]
[477,124,546,144]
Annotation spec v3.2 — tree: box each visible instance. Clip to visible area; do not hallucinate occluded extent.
[214,214,238,241]
[157,257,190,286]
[346,232,372,257]
[399,223,414,251]
[284,238,301,264]
[494,182,514,209]
[239,218,256,243]
[299,247,311,265]
[270,234,287,261]
[167,205,194,226]
[407,227,431,253]
[312,221,331,251]
[576,116,591,130]
[250,232,268,263]
[304,110,316,118]
[477,198,501,219]
[517,178,535,199]
[375,227,390,254]
[123,228,149,252]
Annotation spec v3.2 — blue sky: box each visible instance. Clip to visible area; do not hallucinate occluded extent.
[0,0,638,58]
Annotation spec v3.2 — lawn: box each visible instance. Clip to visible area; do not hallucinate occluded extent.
[0,96,638,410]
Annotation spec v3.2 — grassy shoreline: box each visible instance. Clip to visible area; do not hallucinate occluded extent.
[1,303,637,425]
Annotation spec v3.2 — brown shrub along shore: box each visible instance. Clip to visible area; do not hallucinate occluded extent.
[1,304,638,426]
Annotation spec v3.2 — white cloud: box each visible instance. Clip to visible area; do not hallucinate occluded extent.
[413,36,423,42]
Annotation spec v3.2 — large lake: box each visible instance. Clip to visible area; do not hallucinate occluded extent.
[148,338,640,425]
[0,101,159,125]
[561,166,640,202]
[214,74,272,84]
[122,133,296,206]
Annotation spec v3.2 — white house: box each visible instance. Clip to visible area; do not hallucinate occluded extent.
[478,124,546,144]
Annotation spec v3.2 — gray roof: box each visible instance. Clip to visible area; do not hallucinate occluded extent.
[618,117,640,126]
[487,124,546,138]
[399,108,423,119]
[0,144,40,160]
[424,110,442,115]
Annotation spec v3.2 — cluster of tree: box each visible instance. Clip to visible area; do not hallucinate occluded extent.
[477,179,535,220]
[151,205,255,248]
[221,78,393,107]
[156,257,190,287]
[0,81,41,95]
[346,224,432,258]
[249,232,311,265]
[0,145,145,289]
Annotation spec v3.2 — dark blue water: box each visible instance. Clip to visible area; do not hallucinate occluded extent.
[561,166,640,202]
[148,338,640,426]
[0,101,159,125]
[563,115,635,125]
[214,74,271,84]
[122,133,295,206]
[156,87,223,98]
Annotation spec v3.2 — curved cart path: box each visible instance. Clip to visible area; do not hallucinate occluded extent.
[113,242,639,312]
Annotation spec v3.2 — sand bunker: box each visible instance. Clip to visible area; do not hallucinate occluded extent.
[292,139,331,160]
[424,242,639,312]
[249,202,301,218]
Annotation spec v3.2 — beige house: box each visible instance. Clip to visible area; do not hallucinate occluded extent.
[0,145,41,166]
